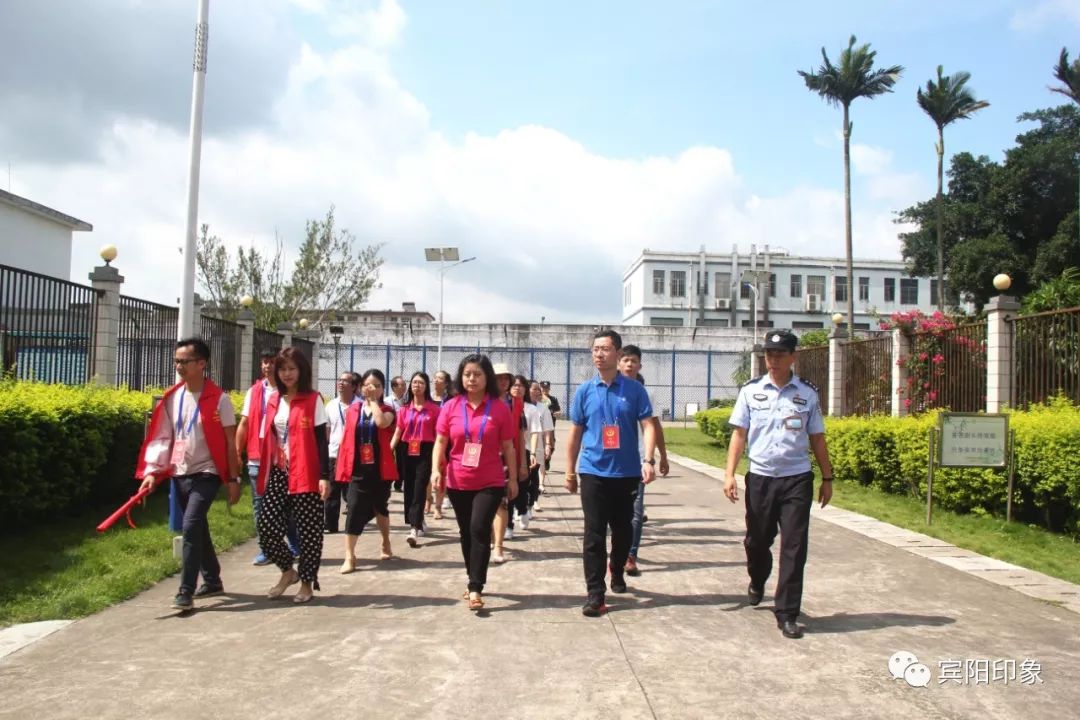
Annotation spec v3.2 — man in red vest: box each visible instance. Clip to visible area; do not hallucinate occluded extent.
[136,337,241,611]
[237,348,298,563]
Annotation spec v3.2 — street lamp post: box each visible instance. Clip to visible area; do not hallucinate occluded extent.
[329,324,344,379]
[424,247,476,372]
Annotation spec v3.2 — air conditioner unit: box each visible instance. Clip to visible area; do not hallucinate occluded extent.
[805,294,822,312]
[715,298,731,310]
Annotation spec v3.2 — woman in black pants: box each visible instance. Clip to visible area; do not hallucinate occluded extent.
[432,354,519,610]
[391,371,442,547]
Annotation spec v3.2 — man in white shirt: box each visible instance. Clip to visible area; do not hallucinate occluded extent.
[387,375,408,491]
[526,381,555,511]
[324,371,360,532]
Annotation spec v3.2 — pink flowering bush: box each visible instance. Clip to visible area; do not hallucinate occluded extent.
[878,310,986,413]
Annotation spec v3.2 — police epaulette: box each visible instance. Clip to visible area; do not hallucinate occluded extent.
[740,375,763,388]
[798,375,819,393]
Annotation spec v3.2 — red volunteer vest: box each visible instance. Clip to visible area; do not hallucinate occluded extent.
[336,402,399,483]
[135,380,231,483]
[257,391,322,495]
[245,379,268,462]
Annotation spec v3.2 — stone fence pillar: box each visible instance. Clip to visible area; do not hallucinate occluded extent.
[986,295,1021,412]
[88,263,124,385]
[237,308,255,388]
[828,327,847,416]
[892,328,910,418]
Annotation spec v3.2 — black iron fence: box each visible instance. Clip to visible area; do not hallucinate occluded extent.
[0,264,99,384]
[1012,307,1080,409]
[795,345,830,414]
[910,322,986,413]
[843,335,892,415]
[251,327,285,385]
[118,296,178,391]
[292,336,315,369]
[201,315,244,392]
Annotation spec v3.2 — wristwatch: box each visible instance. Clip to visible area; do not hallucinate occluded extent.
[821,477,834,482]
[643,458,656,466]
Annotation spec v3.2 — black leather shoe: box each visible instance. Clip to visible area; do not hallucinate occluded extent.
[610,574,628,594]
[778,619,803,639]
[747,583,763,606]
[193,584,224,599]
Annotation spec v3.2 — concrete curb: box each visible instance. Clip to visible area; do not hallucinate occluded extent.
[666,451,1080,616]
[0,621,72,662]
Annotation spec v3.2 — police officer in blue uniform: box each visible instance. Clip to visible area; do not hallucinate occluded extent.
[723,329,834,639]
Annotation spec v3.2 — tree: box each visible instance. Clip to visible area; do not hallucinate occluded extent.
[1051,48,1080,244]
[799,36,903,336]
[916,66,989,311]
[196,206,383,331]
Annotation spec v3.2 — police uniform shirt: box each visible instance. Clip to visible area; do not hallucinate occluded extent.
[728,373,824,477]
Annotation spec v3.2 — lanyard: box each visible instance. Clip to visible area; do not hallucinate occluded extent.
[360,408,375,445]
[337,400,346,425]
[462,398,492,443]
[175,390,200,438]
[601,376,624,425]
[261,380,269,415]
[407,406,425,439]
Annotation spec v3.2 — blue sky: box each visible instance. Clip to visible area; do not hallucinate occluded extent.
[3,0,1078,322]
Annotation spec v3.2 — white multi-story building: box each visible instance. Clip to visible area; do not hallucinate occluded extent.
[622,246,951,330]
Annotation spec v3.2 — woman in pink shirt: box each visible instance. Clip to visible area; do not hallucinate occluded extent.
[432,354,519,611]
[391,371,441,548]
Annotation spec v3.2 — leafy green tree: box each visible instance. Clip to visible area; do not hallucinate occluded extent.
[196,207,383,331]
[1051,48,1080,244]
[916,66,989,311]
[1022,266,1080,313]
[799,36,903,337]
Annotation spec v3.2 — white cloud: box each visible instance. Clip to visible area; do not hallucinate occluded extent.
[1010,0,1080,30]
[13,2,919,325]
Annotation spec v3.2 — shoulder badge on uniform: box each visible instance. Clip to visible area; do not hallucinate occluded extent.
[796,376,820,394]
[740,375,763,388]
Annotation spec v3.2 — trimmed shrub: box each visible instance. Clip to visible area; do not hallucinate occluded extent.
[694,399,1080,535]
[0,381,246,533]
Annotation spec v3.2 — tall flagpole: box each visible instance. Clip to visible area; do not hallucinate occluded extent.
[177,0,210,340]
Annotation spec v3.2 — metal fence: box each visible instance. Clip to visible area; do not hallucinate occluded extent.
[910,322,986,413]
[251,327,285,384]
[795,345,830,414]
[318,343,744,419]
[0,264,99,384]
[117,296,178,391]
[292,336,315,369]
[843,335,892,415]
[201,315,244,392]
[1012,307,1080,409]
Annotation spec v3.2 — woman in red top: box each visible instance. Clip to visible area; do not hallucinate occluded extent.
[390,371,441,548]
[256,347,331,604]
[336,368,398,573]
[432,354,519,611]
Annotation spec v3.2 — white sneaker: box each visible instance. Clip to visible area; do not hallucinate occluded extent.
[504,527,514,541]
[407,528,418,548]
[422,520,429,534]
[442,498,452,510]
[518,514,530,530]
[527,508,535,521]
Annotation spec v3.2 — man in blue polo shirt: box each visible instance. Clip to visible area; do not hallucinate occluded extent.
[566,329,656,617]
[724,329,834,639]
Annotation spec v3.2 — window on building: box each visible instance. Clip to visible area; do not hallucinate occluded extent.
[740,277,751,299]
[650,317,684,327]
[792,321,825,329]
[807,274,826,300]
[652,270,665,295]
[858,276,870,302]
[714,272,731,298]
[768,273,777,298]
[671,271,686,298]
[900,278,919,304]
[701,318,730,327]
[884,277,895,303]
[740,320,775,328]
[790,274,802,298]
[834,276,848,303]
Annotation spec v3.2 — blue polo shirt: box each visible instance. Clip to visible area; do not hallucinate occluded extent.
[570,373,653,478]
[729,373,824,477]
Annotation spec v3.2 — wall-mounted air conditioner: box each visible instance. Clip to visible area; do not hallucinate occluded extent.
[805,294,821,312]
[715,298,731,310]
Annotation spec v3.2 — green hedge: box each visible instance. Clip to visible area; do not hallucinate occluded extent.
[694,399,1080,535]
[0,381,245,533]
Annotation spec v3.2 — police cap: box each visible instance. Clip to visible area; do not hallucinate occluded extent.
[763,329,798,352]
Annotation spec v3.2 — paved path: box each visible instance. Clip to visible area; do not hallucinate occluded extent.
[1,434,1078,719]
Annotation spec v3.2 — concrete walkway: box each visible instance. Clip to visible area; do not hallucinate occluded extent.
[1,437,1078,719]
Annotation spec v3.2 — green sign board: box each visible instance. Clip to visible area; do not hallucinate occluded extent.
[938,413,1008,468]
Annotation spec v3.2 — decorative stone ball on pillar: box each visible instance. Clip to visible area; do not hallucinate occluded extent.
[993,274,1012,293]
[100,245,118,265]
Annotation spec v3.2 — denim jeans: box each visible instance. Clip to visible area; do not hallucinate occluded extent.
[173,473,222,595]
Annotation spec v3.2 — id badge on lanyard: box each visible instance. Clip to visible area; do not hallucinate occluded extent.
[360,443,376,464]
[601,380,624,451]
[360,412,376,465]
[461,398,492,469]
[407,408,424,456]
[171,391,200,468]
[408,439,422,456]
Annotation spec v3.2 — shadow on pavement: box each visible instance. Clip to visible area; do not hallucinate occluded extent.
[801,611,956,634]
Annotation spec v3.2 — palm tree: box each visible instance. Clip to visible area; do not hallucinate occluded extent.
[1051,48,1080,244]
[916,66,989,312]
[799,36,902,336]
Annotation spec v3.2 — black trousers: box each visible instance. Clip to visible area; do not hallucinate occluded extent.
[447,486,505,593]
[173,473,222,595]
[743,471,814,622]
[324,457,344,532]
[579,474,639,598]
[402,442,433,529]
[393,444,406,491]
[258,466,324,584]
[345,476,392,536]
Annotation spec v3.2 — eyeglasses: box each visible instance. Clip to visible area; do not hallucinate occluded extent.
[173,358,199,365]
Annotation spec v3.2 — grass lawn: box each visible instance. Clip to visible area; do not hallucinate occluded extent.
[0,489,255,627]
[664,427,1080,586]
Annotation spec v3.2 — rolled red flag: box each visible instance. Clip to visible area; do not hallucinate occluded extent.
[96,487,152,533]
